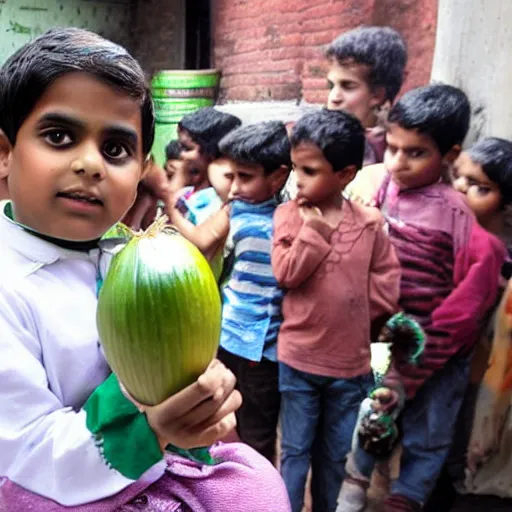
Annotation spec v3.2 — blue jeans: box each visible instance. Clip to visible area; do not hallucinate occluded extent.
[279,362,374,512]
[352,356,470,505]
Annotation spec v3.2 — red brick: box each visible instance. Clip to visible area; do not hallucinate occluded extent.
[303,88,328,104]
[302,30,342,47]
[213,0,437,104]
[301,77,328,90]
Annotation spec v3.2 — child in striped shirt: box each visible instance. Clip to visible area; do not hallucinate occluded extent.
[216,121,292,464]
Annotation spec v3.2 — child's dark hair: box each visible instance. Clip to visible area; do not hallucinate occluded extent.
[325,26,407,103]
[467,137,512,204]
[178,107,241,159]
[0,27,154,156]
[165,140,182,161]
[218,121,292,175]
[387,84,471,155]
[290,109,365,171]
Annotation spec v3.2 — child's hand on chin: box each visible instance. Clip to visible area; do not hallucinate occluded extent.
[145,359,242,451]
[298,200,322,221]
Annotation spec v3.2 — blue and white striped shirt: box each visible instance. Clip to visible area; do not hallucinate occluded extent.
[220,198,283,362]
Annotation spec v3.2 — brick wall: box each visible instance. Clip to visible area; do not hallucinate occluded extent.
[131,0,185,76]
[212,0,437,104]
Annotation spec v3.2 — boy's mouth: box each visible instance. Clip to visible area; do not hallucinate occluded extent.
[57,190,103,205]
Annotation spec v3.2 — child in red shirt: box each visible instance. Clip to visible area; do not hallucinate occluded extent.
[272,109,401,512]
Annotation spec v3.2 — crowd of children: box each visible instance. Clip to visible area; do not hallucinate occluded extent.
[1,19,512,512]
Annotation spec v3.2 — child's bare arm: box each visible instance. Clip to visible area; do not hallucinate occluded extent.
[170,202,230,259]
[272,203,334,289]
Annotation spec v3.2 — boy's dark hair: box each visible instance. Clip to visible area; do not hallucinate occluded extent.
[325,26,407,103]
[178,107,241,159]
[290,109,365,171]
[165,140,182,161]
[0,27,154,156]
[218,121,291,175]
[387,84,471,155]
[467,137,512,204]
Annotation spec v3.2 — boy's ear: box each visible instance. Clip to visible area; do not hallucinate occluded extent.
[141,155,154,181]
[269,165,291,195]
[370,86,387,110]
[337,164,357,189]
[443,144,462,165]
[0,130,13,180]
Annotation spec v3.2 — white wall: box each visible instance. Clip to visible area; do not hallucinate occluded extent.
[431,0,512,144]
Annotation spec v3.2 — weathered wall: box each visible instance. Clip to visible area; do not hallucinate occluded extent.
[131,0,185,75]
[431,0,512,145]
[0,0,134,65]
[0,0,185,78]
[213,0,437,104]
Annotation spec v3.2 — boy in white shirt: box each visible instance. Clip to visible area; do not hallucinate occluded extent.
[0,27,289,511]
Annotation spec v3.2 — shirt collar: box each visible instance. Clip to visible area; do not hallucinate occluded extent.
[230,197,279,215]
[0,200,97,266]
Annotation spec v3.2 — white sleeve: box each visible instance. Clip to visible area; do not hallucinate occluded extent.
[0,289,149,506]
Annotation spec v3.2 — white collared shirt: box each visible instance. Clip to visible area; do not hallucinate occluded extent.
[0,203,164,505]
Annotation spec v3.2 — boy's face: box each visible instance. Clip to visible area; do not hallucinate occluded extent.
[292,142,354,207]
[177,129,210,188]
[0,72,145,241]
[164,158,191,194]
[226,159,283,204]
[384,123,444,190]
[207,157,234,202]
[327,59,383,128]
[452,152,502,224]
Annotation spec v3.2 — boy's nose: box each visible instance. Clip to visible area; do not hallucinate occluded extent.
[328,88,343,105]
[228,179,240,199]
[453,176,468,193]
[72,146,106,180]
[386,151,407,173]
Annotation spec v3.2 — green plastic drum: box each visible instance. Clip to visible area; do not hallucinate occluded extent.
[153,97,214,124]
[152,123,178,170]
[151,69,221,166]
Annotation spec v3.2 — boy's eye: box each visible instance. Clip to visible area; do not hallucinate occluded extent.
[408,149,425,158]
[327,80,334,90]
[303,167,316,176]
[103,141,130,160]
[476,186,491,196]
[468,182,491,196]
[341,81,357,91]
[43,129,73,147]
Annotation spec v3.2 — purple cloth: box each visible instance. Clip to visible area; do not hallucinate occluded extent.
[0,443,290,512]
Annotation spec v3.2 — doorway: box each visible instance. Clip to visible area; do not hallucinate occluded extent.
[185,0,211,69]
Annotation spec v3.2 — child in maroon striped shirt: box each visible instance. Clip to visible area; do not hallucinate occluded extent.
[337,85,506,512]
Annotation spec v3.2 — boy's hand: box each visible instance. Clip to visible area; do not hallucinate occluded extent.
[370,387,401,416]
[298,203,322,221]
[145,359,241,450]
[123,161,170,230]
[168,190,182,213]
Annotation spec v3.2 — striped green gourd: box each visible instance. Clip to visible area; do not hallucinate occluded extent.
[97,219,221,406]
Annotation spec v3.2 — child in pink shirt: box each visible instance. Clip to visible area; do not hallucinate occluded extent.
[272,109,401,512]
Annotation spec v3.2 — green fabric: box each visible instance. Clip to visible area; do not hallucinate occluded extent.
[84,373,163,480]
[166,444,217,465]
